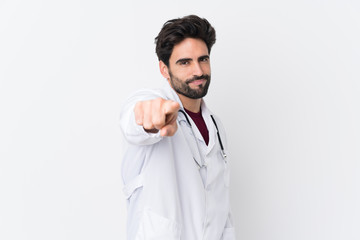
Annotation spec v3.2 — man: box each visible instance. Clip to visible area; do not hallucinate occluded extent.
[119,15,235,240]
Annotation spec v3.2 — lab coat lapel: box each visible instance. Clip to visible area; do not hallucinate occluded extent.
[201,101,216,155]
[177,112,203,168]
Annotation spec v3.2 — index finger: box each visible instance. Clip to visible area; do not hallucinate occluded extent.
[163,100,180,115]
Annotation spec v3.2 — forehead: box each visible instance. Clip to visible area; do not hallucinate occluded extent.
[170,38,209,61]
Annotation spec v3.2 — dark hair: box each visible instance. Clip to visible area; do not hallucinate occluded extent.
[155,15,216,66]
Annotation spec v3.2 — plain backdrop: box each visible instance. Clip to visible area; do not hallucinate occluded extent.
[1,0,359,239]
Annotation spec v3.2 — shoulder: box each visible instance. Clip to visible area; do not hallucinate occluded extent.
[125,87,168,103]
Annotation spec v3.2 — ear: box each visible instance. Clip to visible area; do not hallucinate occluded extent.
[159,61,170,79]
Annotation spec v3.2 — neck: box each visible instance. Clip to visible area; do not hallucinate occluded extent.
[178,94,202,113]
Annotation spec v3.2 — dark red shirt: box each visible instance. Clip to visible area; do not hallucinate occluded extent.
[184,108,209,145]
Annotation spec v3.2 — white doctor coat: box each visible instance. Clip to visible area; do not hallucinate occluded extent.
[119,83,236,240]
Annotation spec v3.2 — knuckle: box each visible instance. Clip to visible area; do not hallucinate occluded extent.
[135,116,142,125]
[153,97,164,105]
[134,102,142,113]
[152,117,160,125]
[153,118,164,128]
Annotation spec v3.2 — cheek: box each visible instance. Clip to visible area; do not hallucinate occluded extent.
[173,67,192,80]
[204,64,211,74]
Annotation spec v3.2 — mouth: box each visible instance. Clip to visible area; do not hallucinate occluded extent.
[189,79,206,86]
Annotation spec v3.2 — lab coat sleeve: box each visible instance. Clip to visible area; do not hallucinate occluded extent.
[221,212,236,240]
[119,88,166,145]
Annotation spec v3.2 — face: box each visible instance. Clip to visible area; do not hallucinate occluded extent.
[162,38,211,99]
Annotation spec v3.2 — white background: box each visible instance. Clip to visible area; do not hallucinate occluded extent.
[1,0,359,239]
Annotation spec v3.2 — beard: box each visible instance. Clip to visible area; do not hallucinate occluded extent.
[168,71,211,99]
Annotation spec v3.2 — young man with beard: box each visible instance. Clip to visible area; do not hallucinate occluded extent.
[119,15,236,240]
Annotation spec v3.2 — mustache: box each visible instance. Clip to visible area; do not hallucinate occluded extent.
[185,75,210,84]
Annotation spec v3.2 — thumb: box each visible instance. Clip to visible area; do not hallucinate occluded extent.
[160,121,178,137]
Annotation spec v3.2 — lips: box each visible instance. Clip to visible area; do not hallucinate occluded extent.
[190,79,206,85]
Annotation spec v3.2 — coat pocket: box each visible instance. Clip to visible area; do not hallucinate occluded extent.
[221,227,236,240]
[135,209,181,240]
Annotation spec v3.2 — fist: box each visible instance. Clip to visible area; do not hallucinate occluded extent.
[134,98,180,137]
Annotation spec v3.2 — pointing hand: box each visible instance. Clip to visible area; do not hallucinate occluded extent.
[134,98,180,137]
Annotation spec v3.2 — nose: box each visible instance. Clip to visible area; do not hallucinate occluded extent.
[192,62,204,77]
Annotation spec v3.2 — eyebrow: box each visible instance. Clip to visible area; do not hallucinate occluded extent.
[175,55,210,64]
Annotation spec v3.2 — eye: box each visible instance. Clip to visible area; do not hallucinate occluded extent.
[179,60,190,65]
[200,57,209,62]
